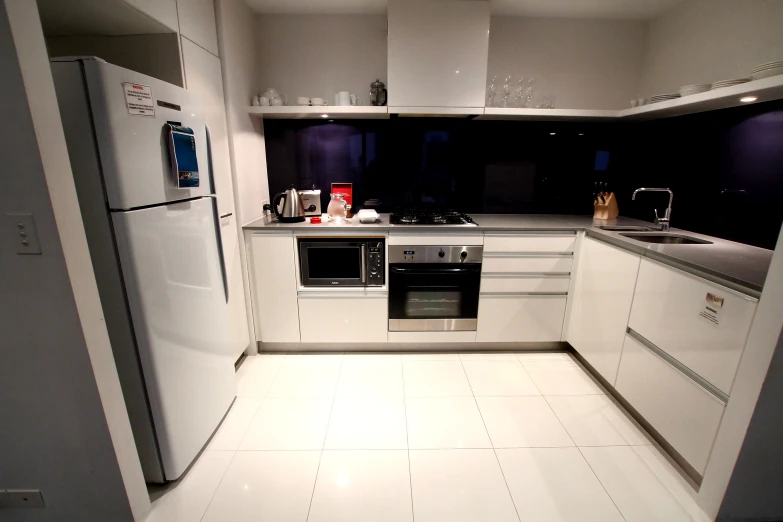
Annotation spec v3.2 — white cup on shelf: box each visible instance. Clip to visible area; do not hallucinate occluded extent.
[259,96,270,106]
[350,94,361,106]
[336,91,351,106]
[296,96,310,106]
[311,97,328,106]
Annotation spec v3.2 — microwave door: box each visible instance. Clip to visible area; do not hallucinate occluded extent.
[300,243,363,286]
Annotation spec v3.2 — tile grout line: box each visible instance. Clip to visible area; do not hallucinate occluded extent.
[540,393,629,522]
[198,450,239,522]
[457,355,522,522]
[304,354,345,522]
[400,357,416,522]
[233,353,289,448]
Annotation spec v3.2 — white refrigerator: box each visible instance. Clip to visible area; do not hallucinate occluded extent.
[51,57,242,482]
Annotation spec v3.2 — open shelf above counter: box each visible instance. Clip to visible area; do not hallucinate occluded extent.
[248,106,389,119]
[248,75,783,122]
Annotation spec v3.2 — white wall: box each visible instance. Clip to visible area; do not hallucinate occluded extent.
[639,0,783,96]
[1,0,148,520]
[486,16,647,110]
[256,14,387,106]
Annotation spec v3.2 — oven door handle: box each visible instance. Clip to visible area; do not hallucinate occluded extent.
[390,266,481,274]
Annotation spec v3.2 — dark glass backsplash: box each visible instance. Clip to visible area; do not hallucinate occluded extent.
[264,100,783,249]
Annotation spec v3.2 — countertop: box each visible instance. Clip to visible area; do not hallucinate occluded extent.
[244,213,773,297]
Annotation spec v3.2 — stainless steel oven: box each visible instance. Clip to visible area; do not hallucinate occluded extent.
[299,237,385,287]
[388,245,483,331]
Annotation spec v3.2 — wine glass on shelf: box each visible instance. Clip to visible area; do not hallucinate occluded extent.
[502,76,512,107]
[515,78,526,108]
[486,76,498,107]
[525,77,536,108]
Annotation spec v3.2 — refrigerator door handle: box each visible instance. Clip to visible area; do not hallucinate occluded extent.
[211,197,229,303]
[205,124,216,196]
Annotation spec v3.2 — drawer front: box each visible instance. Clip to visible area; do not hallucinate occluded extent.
[615,334,725,474]
[298,295,388,343]
[480,275,570,294]
[476,295,566,342]
[484,234,576,253]
[388,234,483,246]
[628,259,757,395]
[482,255,573,274]
[388,331,477,343]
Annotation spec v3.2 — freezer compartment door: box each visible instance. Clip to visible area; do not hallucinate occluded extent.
[111,197,236,480]
[84,59,212,209]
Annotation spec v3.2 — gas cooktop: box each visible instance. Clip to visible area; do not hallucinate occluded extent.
[389,209,477,226]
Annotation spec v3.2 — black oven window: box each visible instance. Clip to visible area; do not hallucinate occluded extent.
[307,247,361,280]
[404,290,462,317]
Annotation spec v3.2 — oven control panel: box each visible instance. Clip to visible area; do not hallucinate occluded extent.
[388,245,483,264]
[367,241,384,285]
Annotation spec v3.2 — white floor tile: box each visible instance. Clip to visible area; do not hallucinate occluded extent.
[462,360,541,396]
[207,398,262,450]
[309,450,413,522]
[146,450,234,522]
[337,360,404,397]
[459,353,519,361]
[477,396,574,448]
[325,397,408,449]
[497,447,625,522]
[402,361,473,397]
[580,445,711,522]
[400,353,461,361]
[235,355,286,397]
[408,449,519,522]
[343,353,402,362]
[239,398,332,450]
[266,360,342,398]
[522,361,604,396]
[515,352,575,363]
[546,395,653,447]
[201,451,320,522]
[285,353,344,363]
[406,397,492,449]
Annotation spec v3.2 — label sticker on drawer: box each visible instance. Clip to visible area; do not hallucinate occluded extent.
[700,293,724,325]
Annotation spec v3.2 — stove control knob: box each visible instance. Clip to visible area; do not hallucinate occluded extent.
[438,250,445,258]
[460,251,468,261]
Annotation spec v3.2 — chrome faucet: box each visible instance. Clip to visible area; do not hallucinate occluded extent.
[632,188,673,231]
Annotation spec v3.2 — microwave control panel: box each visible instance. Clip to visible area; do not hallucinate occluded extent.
[367,241,384,285]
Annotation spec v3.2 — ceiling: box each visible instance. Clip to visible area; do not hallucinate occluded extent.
[244,0,688,19]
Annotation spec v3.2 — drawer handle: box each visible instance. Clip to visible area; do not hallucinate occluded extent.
[626,328,729,404]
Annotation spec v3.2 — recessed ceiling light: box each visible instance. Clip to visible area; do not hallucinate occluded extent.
[740,96,758,103]
[579,133,584,136]
[321,114,329,118]
[550,132,556,135]
[455,70,460,74]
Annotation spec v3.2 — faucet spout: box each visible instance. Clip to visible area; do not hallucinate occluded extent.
[632,188,673,231]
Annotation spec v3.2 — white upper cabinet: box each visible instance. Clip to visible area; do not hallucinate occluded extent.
[568,237,641,385]
[126,0,179,31]
[387,0,490,108]
[181,37,235,217]
[628,259,758,395]
[176,0,219,56]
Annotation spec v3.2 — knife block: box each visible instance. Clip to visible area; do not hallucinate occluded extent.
[593,192,619,220]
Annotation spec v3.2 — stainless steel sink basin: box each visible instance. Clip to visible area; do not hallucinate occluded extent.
[598,226,656,232]
[620,233,713,245]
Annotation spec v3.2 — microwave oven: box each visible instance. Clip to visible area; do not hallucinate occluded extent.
[299,238,385,287]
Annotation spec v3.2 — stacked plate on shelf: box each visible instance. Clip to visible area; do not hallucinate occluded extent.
[711,78,751,90]
[679,84,711,96]
[750,61,783,80]
[650,93,681,103]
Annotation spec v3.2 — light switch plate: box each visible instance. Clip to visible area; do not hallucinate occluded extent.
[4,490,45,508]
[5,213,42,255]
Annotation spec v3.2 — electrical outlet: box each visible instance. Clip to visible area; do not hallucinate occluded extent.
[4,490,44,508]
[5,213,42,255]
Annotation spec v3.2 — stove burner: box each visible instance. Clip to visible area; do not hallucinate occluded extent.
[390,209,476,226]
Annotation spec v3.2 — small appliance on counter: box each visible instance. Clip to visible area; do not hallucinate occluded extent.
[299,189,321,216]
[357,209,380,223]
[388,245,483,331]
[271,187,306,222]
[299,237,385,287]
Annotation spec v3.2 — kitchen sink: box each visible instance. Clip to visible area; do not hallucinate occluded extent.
[620,233,713,245]
[598,226,656,232]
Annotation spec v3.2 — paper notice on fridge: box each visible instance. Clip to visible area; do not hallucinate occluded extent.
[123,82,155,116]
[699,292,724,325]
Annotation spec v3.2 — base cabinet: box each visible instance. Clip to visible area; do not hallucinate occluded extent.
[298,295,388,343]
[569,237,641,385]
[615,334,726,474]
[476,295,566,342]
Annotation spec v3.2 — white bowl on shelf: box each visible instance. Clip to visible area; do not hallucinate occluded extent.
[750,67,783,81]
[679,84,711,96]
